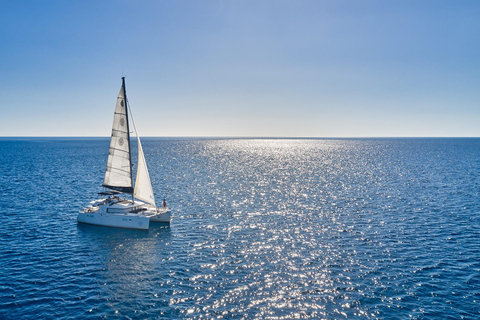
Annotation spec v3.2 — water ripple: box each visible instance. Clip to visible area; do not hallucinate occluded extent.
[0,138,479,319]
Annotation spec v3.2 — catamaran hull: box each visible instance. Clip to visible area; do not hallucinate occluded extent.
[77,212,150,230]
[149,210,171,223]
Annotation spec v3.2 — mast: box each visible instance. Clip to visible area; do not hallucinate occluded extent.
[122,77,134,202]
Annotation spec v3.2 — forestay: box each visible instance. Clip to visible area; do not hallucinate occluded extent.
[131,115,156,206]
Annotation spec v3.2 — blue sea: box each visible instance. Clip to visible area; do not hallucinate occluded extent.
[0,138,479,319]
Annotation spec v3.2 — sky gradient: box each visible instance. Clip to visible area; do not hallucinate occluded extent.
[1,0,479,137]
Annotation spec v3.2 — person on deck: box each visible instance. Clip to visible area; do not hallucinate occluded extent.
[163,199,167,208]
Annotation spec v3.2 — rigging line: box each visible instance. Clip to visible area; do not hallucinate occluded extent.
[128,101,146,164]
[108,147,129,154]
[125,100,137,139]
[128,100,155,205]
[111,129,129,134]
[129,107,149,172]
[105,165,131,173]
[105,167,131,175]
[108,168,130,176]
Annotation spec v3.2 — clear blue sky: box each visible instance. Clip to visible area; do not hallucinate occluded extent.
[1,0,479,137]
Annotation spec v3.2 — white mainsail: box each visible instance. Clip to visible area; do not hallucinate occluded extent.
[102,82,133,192]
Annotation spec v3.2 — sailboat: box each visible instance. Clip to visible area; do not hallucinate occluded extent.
[77,77,171,230]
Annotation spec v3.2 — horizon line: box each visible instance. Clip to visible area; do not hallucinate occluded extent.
[0,136,479,139]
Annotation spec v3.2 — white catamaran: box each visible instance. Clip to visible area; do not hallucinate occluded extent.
[78,77,171,230]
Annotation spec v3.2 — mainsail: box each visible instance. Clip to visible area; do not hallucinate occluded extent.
[102,79,133,193]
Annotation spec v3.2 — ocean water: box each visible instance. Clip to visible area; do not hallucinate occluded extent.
[0,137,479,319]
